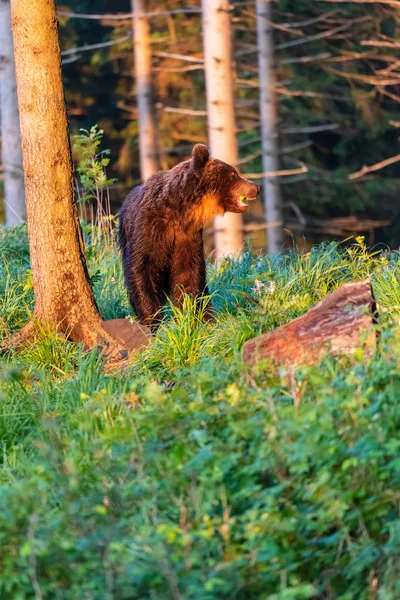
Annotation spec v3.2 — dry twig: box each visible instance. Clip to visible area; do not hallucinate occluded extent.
[349,154,400,180]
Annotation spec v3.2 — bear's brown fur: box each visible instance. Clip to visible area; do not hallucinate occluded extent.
[119,144,260,327]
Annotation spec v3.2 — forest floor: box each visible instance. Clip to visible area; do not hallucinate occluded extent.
[0,225,399,599]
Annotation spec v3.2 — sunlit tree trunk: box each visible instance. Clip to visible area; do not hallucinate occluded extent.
[8,0,126,359]
[0,0,25,226]
[132,0,160,181]
[256,0,283,253]
[202,0,243,258]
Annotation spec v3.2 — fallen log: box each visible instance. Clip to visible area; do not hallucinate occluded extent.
[243,280,377,369]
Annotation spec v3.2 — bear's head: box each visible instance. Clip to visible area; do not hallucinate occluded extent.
[191,144,260,217]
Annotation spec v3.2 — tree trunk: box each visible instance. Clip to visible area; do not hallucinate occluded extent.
[243,280,377,368]
[132,0,160,181]
[7,0,135,360]
[202,0,243,258]
[256,0,283,253]
[0,0,25,226]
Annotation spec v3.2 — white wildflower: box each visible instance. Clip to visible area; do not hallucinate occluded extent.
[252,279,266,293]
[252,279,276,294]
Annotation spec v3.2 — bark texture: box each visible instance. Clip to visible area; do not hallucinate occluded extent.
[8,0,132,358]
[202,0,243,257]
[0,0,25,226]
[132,0,160,181]
[256,0,283,253]
[243,280,377,368]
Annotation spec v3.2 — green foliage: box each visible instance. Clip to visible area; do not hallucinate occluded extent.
[18,322,80,377]
[1,227,400,598]
[73,125,117,206]
[0,225,33,342]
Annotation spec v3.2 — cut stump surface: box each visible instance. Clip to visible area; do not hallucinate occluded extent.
[103,318,151,352]
[243,280,377,369]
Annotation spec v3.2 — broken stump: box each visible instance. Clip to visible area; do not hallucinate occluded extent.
[243,280,377,369]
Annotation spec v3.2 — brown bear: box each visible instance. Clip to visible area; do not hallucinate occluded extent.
[118,144,260,327]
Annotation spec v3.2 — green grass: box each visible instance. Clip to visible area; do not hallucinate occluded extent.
[0,226,400,599]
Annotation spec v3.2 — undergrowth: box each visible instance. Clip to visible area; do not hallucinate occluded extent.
[0,227,399,599]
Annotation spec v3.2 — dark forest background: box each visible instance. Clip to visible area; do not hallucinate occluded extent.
[3,0,400,248]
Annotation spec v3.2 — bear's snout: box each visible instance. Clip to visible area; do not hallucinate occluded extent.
[233,179,260,213]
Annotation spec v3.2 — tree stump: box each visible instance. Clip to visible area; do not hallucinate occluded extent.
[103,319,151,352]
[243,280,377,369]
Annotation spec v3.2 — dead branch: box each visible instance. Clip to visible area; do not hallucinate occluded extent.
[236,78,260,88]
[348,154,400,180]
[282,140,313,154]
[163,107,207,116]
[375,60,400,75]
[320,0,400,7]
[153,65,204,73]
[58,7,201,20]
[282,52,332,65]
[61,34,131,56]
[321,64,400,86]
[243,9,305,35]
[236,99,259,108]
[116,101,137,115]
[281,10,339,29]
[244,162,308,179]
[361,40,400,49]
[283,123,339,134]
[379,88,400,103]
[277,21,353,50]
[153,51,204,63]
[237,150,262,165]
[238,136,261,147]
[275,87,333,99]
[234,48,258,58]
[286,201,307,225]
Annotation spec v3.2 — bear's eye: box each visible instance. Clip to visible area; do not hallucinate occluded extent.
[231,171,236,177]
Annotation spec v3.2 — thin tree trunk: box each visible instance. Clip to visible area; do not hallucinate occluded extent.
[202,0,243,258]
[8,0,129,360]
[0,0,25,226]
[256,0,283,253]
[132,0,160,181]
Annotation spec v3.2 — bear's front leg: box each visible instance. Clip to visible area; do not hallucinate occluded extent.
[170,233,213,320]
[136,294,165,329]
[126,262,168,329]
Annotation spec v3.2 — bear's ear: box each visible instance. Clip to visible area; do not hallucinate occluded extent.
[192,144,210,173]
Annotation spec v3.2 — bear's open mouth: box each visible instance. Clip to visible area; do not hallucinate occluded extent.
[237,195,257,210]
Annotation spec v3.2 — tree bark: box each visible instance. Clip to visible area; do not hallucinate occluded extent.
[132,0,160,181]
[256,0,283,253]
[243,280,377,368]
[7,0,136,360]
[0,0,25,226]
[202,0,243,258]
